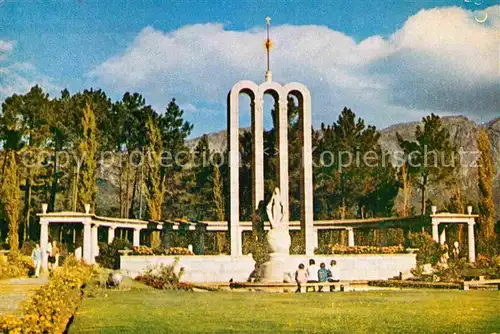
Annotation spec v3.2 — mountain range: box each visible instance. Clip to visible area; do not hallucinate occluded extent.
[186,116,500,218]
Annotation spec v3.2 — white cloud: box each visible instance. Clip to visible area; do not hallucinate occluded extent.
[0,40,60,100]
[89,6,500,132]
[179,103,197,113]
[0,40,14,52]
[0,40,14,61]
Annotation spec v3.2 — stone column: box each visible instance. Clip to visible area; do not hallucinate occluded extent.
[240,230,245,254]
[439,227,446,245]
[312,228,318,250]
[133,228,141,247]
[277,97,289,224]
[228,89,241,256]
[108,226,116,244]
[347,228,355,247]
[251,96,264,221]
[162,223,173,249]
[298,89,314,256]
[82,221,92,264]
[468,221,476,263]
[432,222,439,242]
[40,220,49,271]
[91,224,99,263]
[195,223,207,255]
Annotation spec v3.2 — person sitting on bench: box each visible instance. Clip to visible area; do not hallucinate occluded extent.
[327,260,340,282]
[317,262,329,292]
[306,259,319,291]
[295,263,308,292]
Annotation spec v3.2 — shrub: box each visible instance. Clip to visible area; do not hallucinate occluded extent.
[19,240,36,256]
[0,252,33,279]
[0,257,93,333]
[407,232,429,249]
[432,258,470,283]
[96,238,131,269]
[242,232,270,266]
[290,231,305,255]
[409,232,441,265]
[477,237,500,267]
[135,262,192,291]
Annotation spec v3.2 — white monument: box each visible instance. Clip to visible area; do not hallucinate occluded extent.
[260,188,292,282]
[227,17,314,259]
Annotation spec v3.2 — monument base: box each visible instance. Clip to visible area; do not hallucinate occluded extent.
[259,253,292,283]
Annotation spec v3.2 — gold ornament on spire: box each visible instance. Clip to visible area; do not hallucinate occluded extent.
[265,16,273,82]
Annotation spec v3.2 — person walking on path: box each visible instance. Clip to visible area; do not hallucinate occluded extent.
[31,244,42,278]
[48,241,60,270]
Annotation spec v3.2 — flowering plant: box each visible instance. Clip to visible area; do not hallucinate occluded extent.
[0,256,92,333]
[135,262,192,291]
[165,247,194,256]
[0,252,33,280]
[323,244,406,255]
[132,245,155,255]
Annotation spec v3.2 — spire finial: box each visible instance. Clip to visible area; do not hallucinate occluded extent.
[265,16,273,82]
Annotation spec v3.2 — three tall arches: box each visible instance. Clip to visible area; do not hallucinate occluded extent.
[227,80,314,256]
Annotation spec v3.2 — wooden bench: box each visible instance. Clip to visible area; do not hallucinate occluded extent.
[229,281,354,292]
[463,278,500,290]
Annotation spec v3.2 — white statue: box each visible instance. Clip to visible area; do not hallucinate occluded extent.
[265,188,291,255]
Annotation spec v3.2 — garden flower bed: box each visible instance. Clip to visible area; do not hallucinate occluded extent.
[322,244,406,255]
[368,280,461,289]
[135,264,193,291]
[131,246,194,256]
[0,257,93,333]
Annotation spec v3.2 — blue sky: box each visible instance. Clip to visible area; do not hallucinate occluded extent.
[1,0,498,137]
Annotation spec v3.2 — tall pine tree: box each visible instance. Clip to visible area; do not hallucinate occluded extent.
[397,114,457,215]
[476,129,496,241]
[1,150,21,251]
[77,102,98,211]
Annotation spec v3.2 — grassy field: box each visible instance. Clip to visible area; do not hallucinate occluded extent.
[70,279,500,333]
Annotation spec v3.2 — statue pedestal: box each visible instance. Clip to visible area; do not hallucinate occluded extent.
[260,253,291,283]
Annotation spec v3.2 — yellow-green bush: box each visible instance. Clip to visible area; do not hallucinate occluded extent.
[0,252,33,280]
[0,257,92,333]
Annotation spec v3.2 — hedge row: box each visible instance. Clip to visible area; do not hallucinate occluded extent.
[0,257,93,333]
[368,280,461,289]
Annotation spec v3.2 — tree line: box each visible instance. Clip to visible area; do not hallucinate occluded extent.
[0,86,496,253]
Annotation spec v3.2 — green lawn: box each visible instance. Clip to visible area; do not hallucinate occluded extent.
[70,280,500,333]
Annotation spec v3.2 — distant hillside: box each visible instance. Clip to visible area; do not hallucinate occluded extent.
[187,116,500,218]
